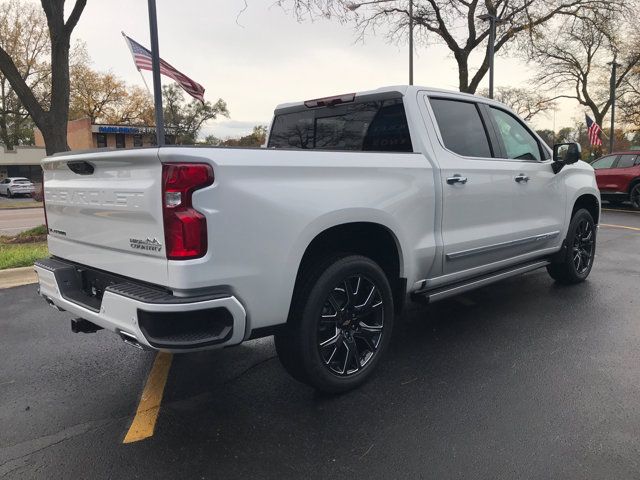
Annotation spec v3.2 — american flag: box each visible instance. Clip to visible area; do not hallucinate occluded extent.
[585,115,603,146]
[123,34,205,102]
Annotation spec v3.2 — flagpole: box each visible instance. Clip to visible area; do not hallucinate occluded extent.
[122,32,153,97]
[147,0,165,146]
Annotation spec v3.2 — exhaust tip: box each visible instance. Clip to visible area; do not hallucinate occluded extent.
[44,297,65,312]
[119,331,146,350]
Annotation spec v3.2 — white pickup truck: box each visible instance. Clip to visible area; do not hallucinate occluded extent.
[36,86,600,393]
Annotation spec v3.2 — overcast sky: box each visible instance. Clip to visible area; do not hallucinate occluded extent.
[70,0,578,139]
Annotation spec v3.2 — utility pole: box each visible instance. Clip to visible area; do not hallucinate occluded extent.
[609,56,622,154]
[147,0,165,146]
[478,14,501,99]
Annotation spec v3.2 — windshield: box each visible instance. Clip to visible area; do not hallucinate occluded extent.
[268,97,413,152]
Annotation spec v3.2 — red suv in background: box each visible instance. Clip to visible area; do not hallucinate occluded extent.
[592,151,640,209]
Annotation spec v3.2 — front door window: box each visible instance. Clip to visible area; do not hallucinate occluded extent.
[489,108,542,161]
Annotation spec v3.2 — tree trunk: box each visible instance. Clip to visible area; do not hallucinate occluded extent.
[0,79,10,149]
[0,113,10,150]
[45,30,71,155]
[456,52,472,93]
[468,56,491,95]
[40,121,69,156]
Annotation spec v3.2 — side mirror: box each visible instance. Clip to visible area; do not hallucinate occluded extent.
[552,142,581,173]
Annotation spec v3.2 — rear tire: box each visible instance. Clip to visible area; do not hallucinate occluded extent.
[547,209,596,284]
[275,254,394,394]
[630,184,640,210]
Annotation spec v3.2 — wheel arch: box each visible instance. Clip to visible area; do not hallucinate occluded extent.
[572,193,600,224]
[289,221,406,319]
[628,177,640,193]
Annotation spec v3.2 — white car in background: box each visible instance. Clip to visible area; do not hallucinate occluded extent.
[0,177,36,197]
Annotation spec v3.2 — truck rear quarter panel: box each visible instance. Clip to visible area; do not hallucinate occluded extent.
[159,147,437,334]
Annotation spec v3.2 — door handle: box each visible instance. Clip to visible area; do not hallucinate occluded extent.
[515,174,530,183]
[447,175,468,185]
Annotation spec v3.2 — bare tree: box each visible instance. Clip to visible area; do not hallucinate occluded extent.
[619,74,640,131]
[0,0,51,149]
[280,0,626,94]
[530,12,640,128]
[479,86,556,121]
[0,0,87,155]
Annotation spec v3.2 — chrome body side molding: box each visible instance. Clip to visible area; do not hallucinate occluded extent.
[446,231,560,261]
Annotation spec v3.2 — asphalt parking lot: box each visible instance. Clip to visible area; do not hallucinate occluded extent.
[1,208,640,479]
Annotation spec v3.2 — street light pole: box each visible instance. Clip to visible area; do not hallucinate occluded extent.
[478,13,500,99]
[608,56,622,154]
[408,0,413,85]
[348,0,413,85]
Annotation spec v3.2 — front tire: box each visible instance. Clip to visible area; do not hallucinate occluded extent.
[275,254,394,394]
[630,184,640,210]
[547,208,596,284]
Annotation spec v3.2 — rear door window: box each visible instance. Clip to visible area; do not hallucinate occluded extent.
[616,154,639,168]
[429,98,492,158]
[268,97,412,152]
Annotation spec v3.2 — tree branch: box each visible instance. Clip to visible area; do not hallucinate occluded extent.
[0,45,46,128]
[64,0,87,35]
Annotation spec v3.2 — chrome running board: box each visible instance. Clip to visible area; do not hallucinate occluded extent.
[411,259,551,304]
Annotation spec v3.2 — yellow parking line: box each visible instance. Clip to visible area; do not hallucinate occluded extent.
[601,223,640,232]
[123,352,173,444]
[602,208,640,215]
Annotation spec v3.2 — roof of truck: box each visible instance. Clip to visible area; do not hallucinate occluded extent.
[273,85,506,114]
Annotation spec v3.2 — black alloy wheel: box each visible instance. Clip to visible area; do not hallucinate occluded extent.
[631,184,640,210]
[275,254,394,393]
[571,218,595,275]
[317,275,384,377]
[547,208,596,284]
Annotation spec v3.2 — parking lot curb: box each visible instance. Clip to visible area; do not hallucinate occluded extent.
[0,266,37,289]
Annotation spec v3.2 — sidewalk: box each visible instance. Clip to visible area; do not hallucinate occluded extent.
[0,266,37,289]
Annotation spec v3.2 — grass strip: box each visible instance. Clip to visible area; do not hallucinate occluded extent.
[0,201,43,210]
[0,242,48,269]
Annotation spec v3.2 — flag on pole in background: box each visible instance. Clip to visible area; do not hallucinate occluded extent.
[123,33,205,102]
[585,115,603,146]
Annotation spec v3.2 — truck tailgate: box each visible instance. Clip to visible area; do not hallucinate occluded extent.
[42,149,168,285]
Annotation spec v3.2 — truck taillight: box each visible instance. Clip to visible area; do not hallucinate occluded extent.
[162,163,214,260]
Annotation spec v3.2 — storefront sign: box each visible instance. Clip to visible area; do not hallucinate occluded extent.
[91,125,175,135]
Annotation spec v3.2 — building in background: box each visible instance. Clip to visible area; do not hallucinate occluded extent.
[34,118,175,150]
[0,119,176,185]
[0,146,46,183]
